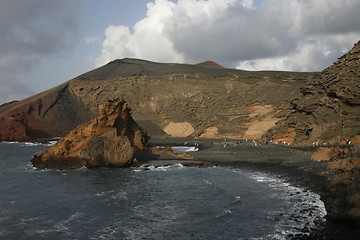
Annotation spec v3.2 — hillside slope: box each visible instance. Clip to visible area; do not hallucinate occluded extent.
[0,58,319,142]
[267,40,360,145]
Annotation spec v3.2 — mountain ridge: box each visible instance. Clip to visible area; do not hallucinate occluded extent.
[0,43,357,145]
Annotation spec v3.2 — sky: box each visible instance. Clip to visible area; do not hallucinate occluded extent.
[0,0,360,104]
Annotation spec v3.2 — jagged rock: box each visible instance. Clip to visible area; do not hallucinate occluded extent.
[31,100,149,169]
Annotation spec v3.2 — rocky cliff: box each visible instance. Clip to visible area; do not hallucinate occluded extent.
[31,99,149,169]
[267,40,360,145]
[0,83,95,142]
[263,40,360,225]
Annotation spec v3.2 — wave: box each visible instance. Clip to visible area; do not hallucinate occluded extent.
[236,169,327,238]
[171,146,199,154]
[135,163,185,172]
[1,141,57,147]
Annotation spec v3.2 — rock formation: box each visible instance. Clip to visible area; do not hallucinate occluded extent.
[310,146,360,225]
[268,40,360,145]
[31,100,149,169]
[0,83,95,142]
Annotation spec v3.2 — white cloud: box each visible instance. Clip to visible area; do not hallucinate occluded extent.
[96,0,183,66]
[237,33,360,71]
[96,0,360,71]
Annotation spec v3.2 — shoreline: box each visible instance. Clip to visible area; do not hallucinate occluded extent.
[148,138,360,240]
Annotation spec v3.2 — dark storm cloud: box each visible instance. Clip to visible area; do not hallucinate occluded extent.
[0,0,82,103]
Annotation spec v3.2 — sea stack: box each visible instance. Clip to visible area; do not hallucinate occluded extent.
[31,99,149,170]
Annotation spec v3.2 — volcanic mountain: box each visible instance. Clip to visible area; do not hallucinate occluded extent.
[0,41,359,145]
[0,58,313,143]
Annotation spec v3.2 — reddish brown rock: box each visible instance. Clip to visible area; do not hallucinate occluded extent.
[0,83,95,142]
[31,100,149,169]
[311,147,350,161]
[196,61,225,69]
[328,157,360,172]
[0,115,29,142]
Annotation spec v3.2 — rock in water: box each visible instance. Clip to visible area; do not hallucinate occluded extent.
[31,99,149,169]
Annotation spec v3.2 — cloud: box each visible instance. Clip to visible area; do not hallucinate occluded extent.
[96,0,184,66]
[0,0,82,104]
[237,33,360,71]
[0,76,33,104]
[96,0,360,71]
[84,37,101,45]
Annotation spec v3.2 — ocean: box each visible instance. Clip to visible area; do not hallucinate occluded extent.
[0,142,326,240]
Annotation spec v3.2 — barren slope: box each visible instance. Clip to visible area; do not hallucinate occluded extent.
[0,58,313,141]
[267,40,360,145]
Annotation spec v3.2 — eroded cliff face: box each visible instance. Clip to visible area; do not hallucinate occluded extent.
[31,100,149,169]
[0,83,95,142]
[268,40,360,145]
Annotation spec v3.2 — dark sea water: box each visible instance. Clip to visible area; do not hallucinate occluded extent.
[0,142,326,240]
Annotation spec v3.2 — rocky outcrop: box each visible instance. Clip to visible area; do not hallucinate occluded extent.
[31,100,149,169]
[309,145,360,225]
[311,147,350,161]
[268,40,360,145]
[0,115,29,142]
[324,153,360,225]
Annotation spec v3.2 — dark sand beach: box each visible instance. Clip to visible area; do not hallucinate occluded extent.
[146,138,360,240]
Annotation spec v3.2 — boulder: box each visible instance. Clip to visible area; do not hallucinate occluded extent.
[31,99,149,169]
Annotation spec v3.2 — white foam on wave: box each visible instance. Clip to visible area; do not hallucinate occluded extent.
[203,179,212,185]
[1,141,20,144]
[235,196,242,202]
[1,141,57,147]
[158,163,184,171]
[234,169,327,238]
[24,142,45,146]
[95,189,128,201]
[171,146,199,154]
[137,163,185,172]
